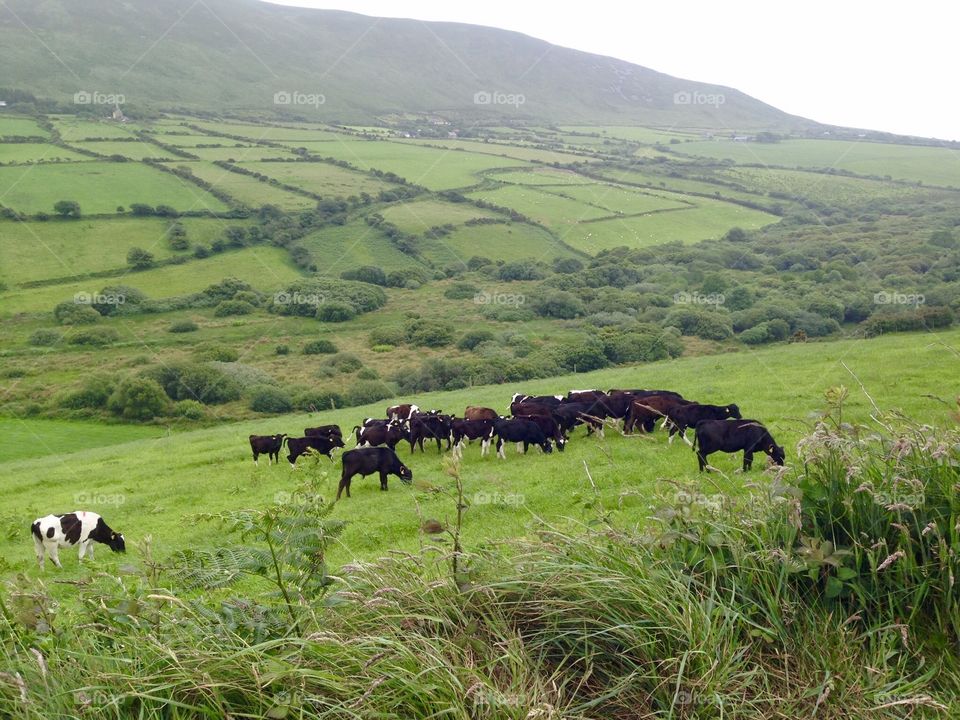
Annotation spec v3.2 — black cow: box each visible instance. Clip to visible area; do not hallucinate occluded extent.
[493,418,553,458]
[451,418,495,459]
[337,447,413,499]
[694,419,785,472]
[668,403,742,444]
[353,418,391,445]
[357,421,408,450]
[249,434,287,466]
[519,413,566,451]
[409,412,453,453]
[565,389,606,404]
[286,435,345,467]
[510,394,563,415]
[609,388,685,399]
[553,402,605,438]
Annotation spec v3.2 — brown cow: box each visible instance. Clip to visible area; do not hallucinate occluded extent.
[624,395,692,434]
[386,403,419,421]
[464,406,498,421]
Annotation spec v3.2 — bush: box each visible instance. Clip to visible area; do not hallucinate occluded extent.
[324,353,363,373]
[214,300,256,317]
[356,367,379,380]
[480,305,535,322]
[602,331,681,363]
[173,399,206,419]
[368,327,405,347]
[107,377,170,420]
[269,278,386,317]
[147,363,242,404]
[249,385,293,414]
[553,336,609,372]
[294,389,343,411]
[457,329,495,351]
[341,266,388,286]
[275,344,290,355]
[863,306,954,337]
[194,345,239,362]
[127,247,155,270]
[29,329,62,346]
[497,260,546,281]
[92,285,148,316]
[68,327,119,346]
[316,302,356,322]
[405,319,455,347]
[303,339,338,355]
[531,290,584,319]
[60,374,116,409]
[169,320,199,333]
[53,301,100,325]
[443,282,479,300]
[344,379,394,407]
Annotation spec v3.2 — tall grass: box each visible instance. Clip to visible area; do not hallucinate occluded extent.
[1,412,958,718]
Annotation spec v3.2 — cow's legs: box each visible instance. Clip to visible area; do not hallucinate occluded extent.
[336,475,351,500]
[47,543,62,569]
[83,540,94,561]
[379,471,388,491]
[497,439,505,459]
[481,438,489,457]
[743,452,753,471]
[34,536,45,569]
[515,442,523,454]
[697,450,708,472]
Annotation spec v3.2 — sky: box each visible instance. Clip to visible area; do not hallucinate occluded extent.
[264,0,959,141]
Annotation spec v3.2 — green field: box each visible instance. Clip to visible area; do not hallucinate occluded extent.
[0,142,89,164]
[0,417,167,462]
[180,160,315,209]
[548,183,691,215]
[486,167,598,185]
[396,137,596,165]
[560,125,701,143]
[51,117,141,141]
[673,138,960,187]
[722,165,933,205]
[0,116,50,138]
[0,245,304,314]
[192,121,346,142]
[154,134,254,148]
[0,217,244,286]
[378,197,501,233]
[72,140,178,160]
[297,220,425,273]
[188,145,296,161]
[237,160,394,198]
[1,327,956,579]
[0,162,229,214]
[421,221,578,263]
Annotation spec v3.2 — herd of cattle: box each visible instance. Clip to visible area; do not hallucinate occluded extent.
[249,387,786,501]
[31,387,786,569]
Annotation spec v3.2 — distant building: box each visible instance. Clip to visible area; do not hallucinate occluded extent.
[447,131,458,138]
[111,104,128,122]
[732,135,752,142]
[0,101,7,107]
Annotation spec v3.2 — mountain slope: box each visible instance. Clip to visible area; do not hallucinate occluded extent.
[0,0,812,128]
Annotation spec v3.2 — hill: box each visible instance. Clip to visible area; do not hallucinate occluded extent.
[0,0,813,128]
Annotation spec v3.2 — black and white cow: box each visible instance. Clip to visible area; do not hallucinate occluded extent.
[357,421,408,450]
[493,418,553,458]
[286,435,345,467]
[693,419,785,472]
[337,447,413,500]
[386,403,419,422]
[31,511,125,569]
[249,434,287,466]
[305,424,343,442]
[510,393,563,416]
[409,412,453,453]
[353,418,391,445]
[450,418,495,459]
[552,402,605,438]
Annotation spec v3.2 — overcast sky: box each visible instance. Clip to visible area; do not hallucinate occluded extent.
[264,0,959,141]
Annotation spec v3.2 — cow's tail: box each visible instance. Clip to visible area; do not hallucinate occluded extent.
[31,521,41,540]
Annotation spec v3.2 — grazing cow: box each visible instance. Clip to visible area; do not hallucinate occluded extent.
[510,394,563,415]
[451,418,495,459]
[464,406,498,421]
[609,388,685,400]
[519,413,566,451]
[353,418,391,445]
[286,435,345,467]
[31,511,125,569]
[624,395,692,434]
[357,421,408,450]
[249,434,287,466]
[305,424,342,441]
[493,418,553,458]
[553,402,605,438]
[386,403,419,421]
[565,389,607,405]
[409,412,453,453]
[337,447,413,499]
[668,403,742,444]
[694,419,785,472]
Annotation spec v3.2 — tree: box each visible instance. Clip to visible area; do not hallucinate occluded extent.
[53,200,81,218]
[107,377,170,420]
[127,247,155,270]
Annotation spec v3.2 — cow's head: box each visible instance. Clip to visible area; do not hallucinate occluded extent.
[555,437,565,452]
[727,404,742,419]
[109,532,126,553]
[767,443,786,466]
[331,436,346,448]
[398,463,413,484]
[542,440,554,454]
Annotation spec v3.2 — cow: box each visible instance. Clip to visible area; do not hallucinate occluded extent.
[693,419,785,472]
[493,418,553,458]
[510,394,563,415]
[553,402,605,438]
[249,434,287,466]
[519,413,566,451]
[464,406,498,421]
[357,421,408,450]
[450,418,495,459]
[337,447,413,499]
[409,412,453,453]
[31,511,125,569]
[305,424,342,441]
[668,403,742,445]
[353,418,391,445]
[386,403,419,421]
[609,389,685,400]
[624,395,692,434]
[565,389,607,404]
[286,435,345,467]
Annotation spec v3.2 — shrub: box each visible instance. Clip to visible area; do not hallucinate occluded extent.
[67,327,119,346]
[107,377,170,420]
[29,329,62,346]
[294,389,343,411]
[344,379,394,407]
[368,327,405,347]
[324,353,363,373]
[553,336,609,372]
[303,339,338,355]
[127,247,155,270]
[169,320,199,333]
[602,331,680,363]
[480,305,535,322]
[214,300,256,317]
[316,302,356,322]
[405,319,455,347]
[60,374,116,409]
[275,344,290,355]
[249,385,293,414]
[356,367,379,380]
[457,329,495,351]
[341,266,388,286]
[53,301,100,325]
[173,399,206,419]
[863,306,954,337]
[147,363,242,404]
[269,278,386,317]
[371,344,394,353]
[443,282,479,300]
[194,345,239,362]
[531,290,584,319]
[497,260,545,281]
